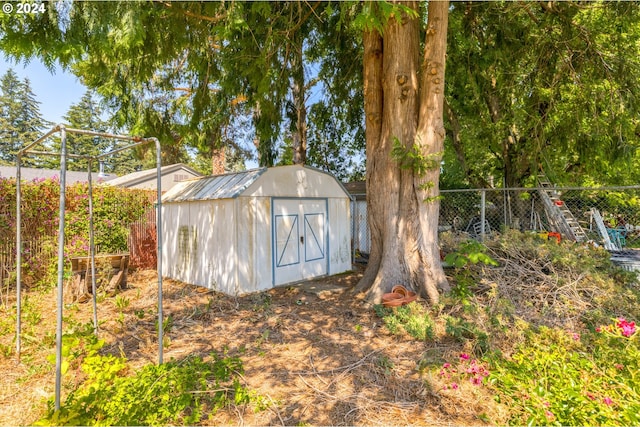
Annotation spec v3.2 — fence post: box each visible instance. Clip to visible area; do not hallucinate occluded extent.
[480,189,486,240]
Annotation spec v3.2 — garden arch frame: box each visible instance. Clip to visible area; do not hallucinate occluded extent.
[15,124,164,411]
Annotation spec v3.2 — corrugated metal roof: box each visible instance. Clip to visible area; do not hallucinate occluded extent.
[162,167,267,202]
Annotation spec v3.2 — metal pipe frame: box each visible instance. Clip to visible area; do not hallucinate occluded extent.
[14,125,163,411]
[53,126,68,411]
[87,160,99,335]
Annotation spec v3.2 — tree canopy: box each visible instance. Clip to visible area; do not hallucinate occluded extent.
[443,1,640,188]
[0,68,50,165]
[2,2,639,186]
[0,1,365,179]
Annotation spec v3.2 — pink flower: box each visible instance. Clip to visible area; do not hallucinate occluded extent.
[545,410,555,421]
[603,397,613,406]
[451,382,459,390]
[615,364,624,370]
[616,318,636,337]
[572,333,580,341]
[459,353,470,360]
[442,363,451,369]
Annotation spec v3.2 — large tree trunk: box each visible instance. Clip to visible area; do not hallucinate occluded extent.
[356,1,449,304]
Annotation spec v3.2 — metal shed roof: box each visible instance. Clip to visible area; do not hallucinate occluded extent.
[162,167,267,202]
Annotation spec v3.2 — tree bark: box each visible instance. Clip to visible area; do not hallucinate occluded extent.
[356,1,450,304]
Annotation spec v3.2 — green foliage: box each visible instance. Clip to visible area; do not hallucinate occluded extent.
[353,1,419,34]
[42,91,141,173]
[444,316,489,355]
[374,302,435,341]
[427,232,640,425]
[444,240,498,269]
[1,1,367,169]
[488,322,640,426]
[375,355,394,376]
[305,101,365,182]
[45,321,104,376]
[0,68,51,165]
[444,2,640,187]
[391,137,442,177]
[444,240,498,305]
[36,351,262,426]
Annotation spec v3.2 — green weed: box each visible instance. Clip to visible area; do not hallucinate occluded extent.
[35,351,264,426]
[374,302,435,341]
[488,321,640,426]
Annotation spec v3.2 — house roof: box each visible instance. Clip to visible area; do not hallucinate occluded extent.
[105,163,201,188]
[162,168,267,203]
[162,165,352,203]
[0,165,117,184]
[343,181,366,200]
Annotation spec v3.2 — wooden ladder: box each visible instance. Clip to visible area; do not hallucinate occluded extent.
[537,175,588,242]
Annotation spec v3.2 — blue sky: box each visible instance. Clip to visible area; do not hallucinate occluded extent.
[0,57,87,125]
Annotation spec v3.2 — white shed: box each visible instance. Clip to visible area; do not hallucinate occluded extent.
[161,165,352,295]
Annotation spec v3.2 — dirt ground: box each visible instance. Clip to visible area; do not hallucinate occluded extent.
[0,266,505,426]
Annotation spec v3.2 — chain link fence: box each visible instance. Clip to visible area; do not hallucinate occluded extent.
[352,186,640,254]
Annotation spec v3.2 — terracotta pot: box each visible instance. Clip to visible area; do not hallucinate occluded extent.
[382,292,404,307]
[402,291,417,305]
[391,285,408,296]
[383,285,418,306]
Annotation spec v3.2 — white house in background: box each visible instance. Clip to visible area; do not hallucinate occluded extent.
[160,165,352,295]
[0,165,117,184]
[104,163,202,191]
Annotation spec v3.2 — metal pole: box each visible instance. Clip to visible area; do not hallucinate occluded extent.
[87,161,98,335]
[154,138,163,364]
[98,139,153,158]
[27,151,93,160]
[480,190,486,240]
[63,127,144,143]
[15,155,22,361]
[17,125,60,155]
[54,126,68,411]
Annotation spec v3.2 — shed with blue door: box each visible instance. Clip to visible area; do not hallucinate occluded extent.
[160,165,352,295]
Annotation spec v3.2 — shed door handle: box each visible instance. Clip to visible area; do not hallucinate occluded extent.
[300,236,304,244]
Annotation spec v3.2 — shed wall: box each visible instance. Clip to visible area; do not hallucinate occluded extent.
[162,199,240,294]
[328,198,352,275]
[235,196,272,293]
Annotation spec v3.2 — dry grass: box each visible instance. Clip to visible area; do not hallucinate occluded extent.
[0,266,507,426]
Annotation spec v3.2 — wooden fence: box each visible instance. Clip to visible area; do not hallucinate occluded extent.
[0,209,158,297]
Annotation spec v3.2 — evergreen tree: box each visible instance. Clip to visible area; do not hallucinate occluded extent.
[0,69,49,165]
[45,91,110,171]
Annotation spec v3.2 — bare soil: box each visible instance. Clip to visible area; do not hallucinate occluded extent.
[0,266,506,426]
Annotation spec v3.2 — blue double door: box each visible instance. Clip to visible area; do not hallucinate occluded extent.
[273,199,327,286]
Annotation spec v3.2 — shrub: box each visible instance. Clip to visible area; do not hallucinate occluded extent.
[488,320,640,426]
[0,177,155,287]
[36,349,262,426]
[374,302,435,341]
